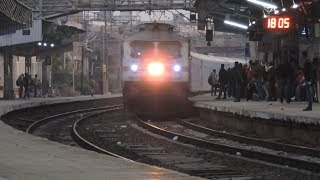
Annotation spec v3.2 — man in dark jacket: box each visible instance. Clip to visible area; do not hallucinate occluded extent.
[16,74,24,98]
[276,60,293,103]
[303,61,315,111]
[208,69,218,96]
[266,62,276,101]
[23,73,30,99]
[232,62,243,102]
[217,64,227,99]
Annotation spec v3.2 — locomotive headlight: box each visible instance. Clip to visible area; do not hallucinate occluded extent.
[148,62,164,76]
[130,64,138,72]
[173,64,181,72]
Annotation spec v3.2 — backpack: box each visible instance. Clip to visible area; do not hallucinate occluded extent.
[16,76,23,86]
[208,74,213,86]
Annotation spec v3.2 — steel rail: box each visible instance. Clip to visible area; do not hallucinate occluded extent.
[179,119,320,158]
[71,106,133,161]
[136,117,320,173]
[27,105,122,134]
[27,104,130,160]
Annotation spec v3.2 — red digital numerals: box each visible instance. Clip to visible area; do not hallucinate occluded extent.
[266,17,290,30]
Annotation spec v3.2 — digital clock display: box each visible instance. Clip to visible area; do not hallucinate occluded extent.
[266,16,291,30]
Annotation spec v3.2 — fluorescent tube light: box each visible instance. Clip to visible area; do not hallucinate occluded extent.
[247,0,278,9]
[224,20,248,29]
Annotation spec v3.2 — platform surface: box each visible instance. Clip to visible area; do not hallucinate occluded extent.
[190,94,320,125]
[0,95,201,180]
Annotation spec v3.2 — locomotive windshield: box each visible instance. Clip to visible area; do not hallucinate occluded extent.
[130,41,181,58]
[158,42,181,58]
[130,41,153,58]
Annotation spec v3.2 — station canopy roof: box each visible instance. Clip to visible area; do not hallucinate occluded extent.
[194,0,320,33]
[0,0,32,25]
[17,0,196,19]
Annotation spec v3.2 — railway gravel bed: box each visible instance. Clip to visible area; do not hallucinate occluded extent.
[149,120,320,174]
[76,110,313,179]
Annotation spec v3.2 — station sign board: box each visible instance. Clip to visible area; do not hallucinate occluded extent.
[265,16,292,31]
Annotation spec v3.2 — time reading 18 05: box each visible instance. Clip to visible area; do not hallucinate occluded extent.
[266,16,291,30]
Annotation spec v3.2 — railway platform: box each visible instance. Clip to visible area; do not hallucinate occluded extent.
[0,95,201,180]
[190,94,320,145]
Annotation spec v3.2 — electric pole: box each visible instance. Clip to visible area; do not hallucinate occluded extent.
[81,12,87,95]
[102,11,108,94]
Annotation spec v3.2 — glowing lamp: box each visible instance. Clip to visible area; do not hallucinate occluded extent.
[130,64,138,72]
[148,62,164,76]
[292,3,298,9]
[173,64,181,72]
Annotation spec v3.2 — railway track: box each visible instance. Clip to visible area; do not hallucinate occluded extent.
[76,111,312,179]
[137,117,320,174]
[5,102,316,179]
[1,97,122,132]
[27,105,125,157]
[178,118,320,158]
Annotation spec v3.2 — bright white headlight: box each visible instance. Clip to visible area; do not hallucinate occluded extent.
[173,64,181,72]
[130,64,138,72]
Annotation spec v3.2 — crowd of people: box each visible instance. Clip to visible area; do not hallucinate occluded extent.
[16,73,42,99]
[209,52,319,111]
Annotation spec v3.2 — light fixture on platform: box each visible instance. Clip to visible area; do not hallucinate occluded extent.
[292,0,299,8]
[224,20,248,29]
[247,0,277,9]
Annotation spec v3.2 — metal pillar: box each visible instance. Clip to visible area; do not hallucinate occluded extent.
[102,11,109,94]
[80,14,87,95]
[80,45,84,95]
[42,57,48,96]
[3,48,15,99]
[102,12,107,94]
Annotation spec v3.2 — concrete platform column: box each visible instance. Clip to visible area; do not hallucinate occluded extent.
[42,56,52,97]
[25,56,31,75]
[3,48,15,99]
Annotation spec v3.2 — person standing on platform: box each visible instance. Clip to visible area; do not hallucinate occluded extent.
[276,60,293,103]
[217,64,227,99]
[266,62,277,101]
[32,74,39,97]
[232,62,243,102]
[226,68,232,97]
[16,74,24,98]
[37,79,42,97]
[23,73,30,99]
[314,58,320,103]
[208,69,218,96]
[312,58,319,102]
[245,60,255,101]
[253,60,264,100]
[303,60,315,111]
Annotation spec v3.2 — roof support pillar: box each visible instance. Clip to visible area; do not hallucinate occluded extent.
[3,48,15,99]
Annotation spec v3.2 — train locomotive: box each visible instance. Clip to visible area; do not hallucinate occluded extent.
[122,22,191,115]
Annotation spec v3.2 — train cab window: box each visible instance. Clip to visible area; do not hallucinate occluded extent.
[130,41,153,58]
[158,42,182,58]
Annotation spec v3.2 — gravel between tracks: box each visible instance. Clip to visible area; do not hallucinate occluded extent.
[77,110,314,179]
